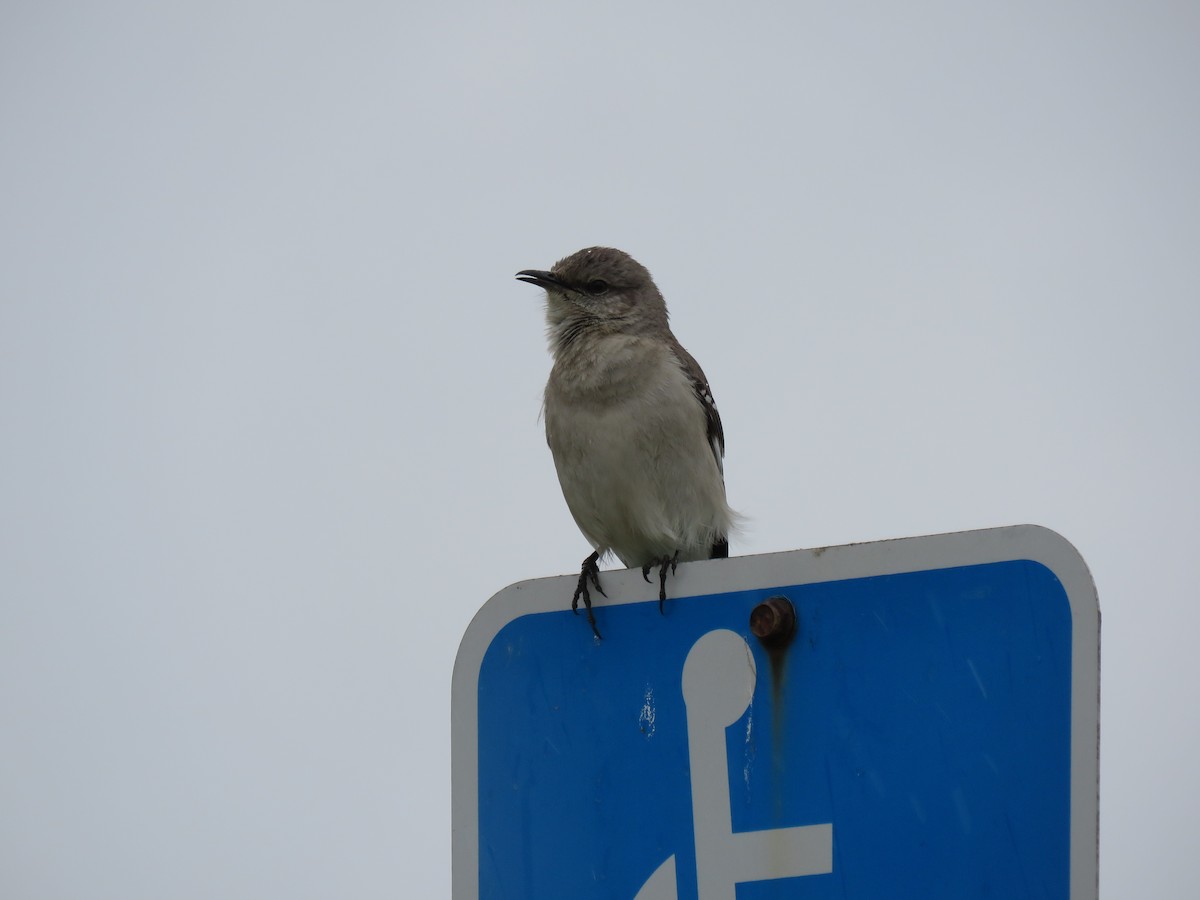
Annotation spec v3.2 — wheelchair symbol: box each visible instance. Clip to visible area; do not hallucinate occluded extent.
[635,629,834,899]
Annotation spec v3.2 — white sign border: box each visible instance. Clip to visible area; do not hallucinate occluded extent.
[452,524,1100,899]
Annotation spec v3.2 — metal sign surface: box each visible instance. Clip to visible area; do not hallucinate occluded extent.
[452,525,1099,899]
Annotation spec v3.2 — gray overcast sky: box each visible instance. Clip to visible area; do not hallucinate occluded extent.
[1,1,1196,897]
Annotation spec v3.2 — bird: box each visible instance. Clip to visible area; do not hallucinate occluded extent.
[516,247,736,638]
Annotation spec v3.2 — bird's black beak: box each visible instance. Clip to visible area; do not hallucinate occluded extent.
[516,269,565,291]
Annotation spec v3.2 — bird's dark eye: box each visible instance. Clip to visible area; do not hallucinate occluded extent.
[585,279,609,296]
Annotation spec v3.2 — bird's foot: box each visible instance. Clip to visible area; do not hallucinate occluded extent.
[642,550,681,614]
[572,551,605,639]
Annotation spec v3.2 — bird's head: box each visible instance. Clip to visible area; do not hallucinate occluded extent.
[517,247,668,349]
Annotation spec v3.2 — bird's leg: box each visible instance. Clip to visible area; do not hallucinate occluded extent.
[642,550,681,614]
[572,550,605,639]
[658,550,679,612]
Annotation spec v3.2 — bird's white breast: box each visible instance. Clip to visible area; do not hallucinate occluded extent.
[543,334,733,567]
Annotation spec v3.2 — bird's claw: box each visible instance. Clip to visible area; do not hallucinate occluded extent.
[642,551,681,614]
[572,551,604,639]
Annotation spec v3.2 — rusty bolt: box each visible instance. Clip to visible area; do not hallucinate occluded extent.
[749,595,796,647]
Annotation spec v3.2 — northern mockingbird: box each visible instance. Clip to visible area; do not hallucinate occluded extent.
[517,247,736,638]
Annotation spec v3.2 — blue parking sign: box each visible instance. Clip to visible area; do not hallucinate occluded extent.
[452,526,1099,899]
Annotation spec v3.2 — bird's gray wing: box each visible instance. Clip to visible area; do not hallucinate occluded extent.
[668,338,726,475]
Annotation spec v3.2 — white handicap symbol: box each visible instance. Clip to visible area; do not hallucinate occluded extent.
[634,629,833,900]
